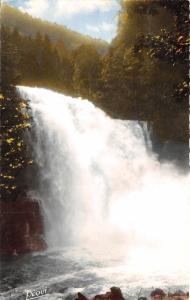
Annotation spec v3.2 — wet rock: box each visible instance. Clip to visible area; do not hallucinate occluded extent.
[138,297,148,300]
[110,287,125,300]
[77,292,90,300]
[172,291,189,300]
[94,294,109,300]
[150,289,166,300]
[150,289,189,300]
[76,287,126,300]
[75,288,189,300]
[94,287,125,300]
[0,194,45,257]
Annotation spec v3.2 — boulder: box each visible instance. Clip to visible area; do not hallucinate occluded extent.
[0,194,46,257]
[110,287,125,300]
[76,287,126,300]
[77,292,90,300]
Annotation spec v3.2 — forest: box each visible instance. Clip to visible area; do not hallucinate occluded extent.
[1,0,189,201]
[2,4,108,53]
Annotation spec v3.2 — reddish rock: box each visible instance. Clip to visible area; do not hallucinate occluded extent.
[0,194,46,257]
[76,287,125,300]
[76,288,189,300]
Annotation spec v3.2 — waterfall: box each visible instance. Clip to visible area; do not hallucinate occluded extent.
[18,86,190,277]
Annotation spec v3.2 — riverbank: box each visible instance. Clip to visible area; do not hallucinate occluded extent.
[76,287,189,300]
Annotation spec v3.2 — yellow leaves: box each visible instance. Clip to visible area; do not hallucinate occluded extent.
[7,176,14,180]
[0,183,17,190]
[23,114,30,120]
[0,184,8,189]
[177,36,183,42]
[0,173,14,180]
[184,37,190,46]
[15,124,22,129]
[1,92,32,198]
[177,36,189,46]
[19,102,27,108]
[149,51,155,58]
[15,122,31,129]
[183,81,188,88]
[176,48,182,54]
[4,149,15,157]
[23,122,31,128]
[8,128,13,133]
[17,141,23,147]
[0,184,9,189]
[6,138,15,144]
[9,163,22,169]
[8,159,34,168]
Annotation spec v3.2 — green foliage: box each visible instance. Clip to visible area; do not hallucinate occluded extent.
[72,45,102,98]
[133,0,189,99]
[100,0,189,142]
[1,26,21,87]
[1,24,103,97]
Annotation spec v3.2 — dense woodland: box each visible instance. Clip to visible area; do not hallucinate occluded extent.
[1,0,189,201]
[1,4,108,54]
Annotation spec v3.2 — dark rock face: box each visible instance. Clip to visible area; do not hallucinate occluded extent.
[78,292,89,300]
[150,129,189,170]
[76,287,125,300]
[0,194,45,257]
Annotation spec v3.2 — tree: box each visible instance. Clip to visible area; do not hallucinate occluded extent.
[1,25,21,87]
[72,45,102,98]
[1,26,33,201]
[100,0,189,143]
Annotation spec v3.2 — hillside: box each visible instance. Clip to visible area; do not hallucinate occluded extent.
[1,1,189,169]
[1,4,108,54]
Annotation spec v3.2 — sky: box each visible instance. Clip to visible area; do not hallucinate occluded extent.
[3,0,121,42]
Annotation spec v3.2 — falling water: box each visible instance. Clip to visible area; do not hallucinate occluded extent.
[18,86,190,286]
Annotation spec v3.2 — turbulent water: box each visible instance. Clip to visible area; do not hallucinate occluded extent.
[1,87,190,299]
